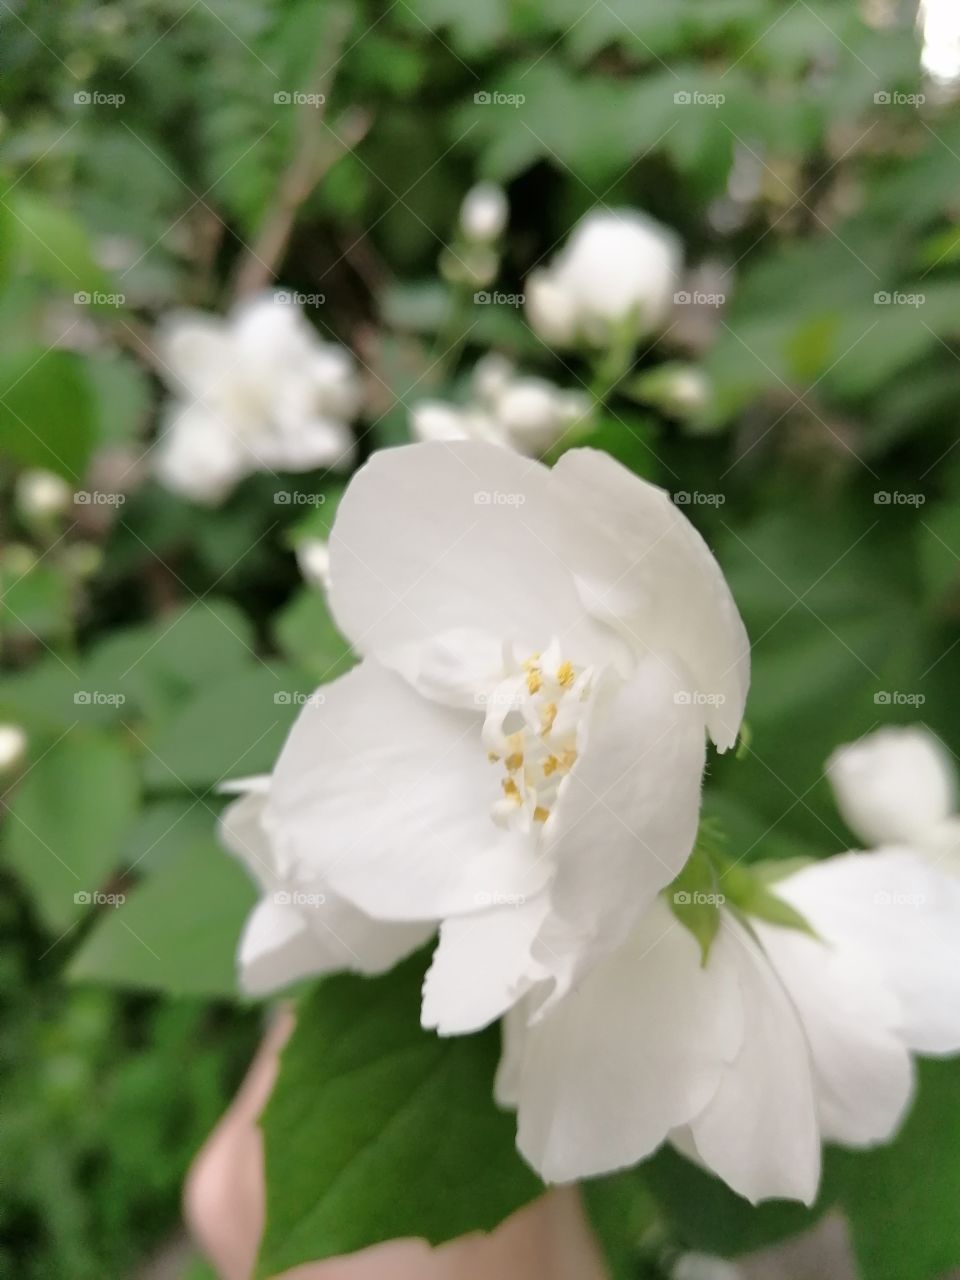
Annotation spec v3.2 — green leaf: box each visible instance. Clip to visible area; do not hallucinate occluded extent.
[257,952,542,1276]
[3,731,139,931]
[0,348,97,481]
[720,862,817,936]
[581,1168,660,1280]
[273,588,355,684]
[668,841,723,963]
[840,1059,960,1280]
[68,838,256,998]
[4,191,107,294]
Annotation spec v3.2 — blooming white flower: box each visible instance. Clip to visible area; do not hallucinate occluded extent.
[525,209,682,349]
[295,538,331,590]
[411,355,590,456]
[16,469,72,520]
[826,726,960,862]
[460,182,508,243]
[154,292,359,504]
[219,776,432,996]
[499,849,960,1202]
[0,724,27,774]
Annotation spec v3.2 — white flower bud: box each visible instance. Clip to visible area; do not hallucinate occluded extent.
[0,724,27,775]
[296,539,331,590]
[459,182,508,242]
[16,469,72,520]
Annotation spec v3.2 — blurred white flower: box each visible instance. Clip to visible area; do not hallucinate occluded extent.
[0,724,27,775]
[154,292,359,504]
[16,469,72,521]
[219,776,432,996]
[826,726,959,856]
[295,537,331,590]
[460,182,508,242]
[411,355,591,456]
[526,209,682,349]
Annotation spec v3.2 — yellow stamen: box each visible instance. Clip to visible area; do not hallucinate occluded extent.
[556,660,575,688]
[541,702,558,733]
[533,805,550,823]
[502,778,519,799]
[561,748,578,770]
[505,751,524,772]
[487,751,500,763]
[526,668,543,694]
[543,755,560,777]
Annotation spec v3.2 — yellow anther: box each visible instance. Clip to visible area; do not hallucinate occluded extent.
[502,778,519,799]
[533,805,550,823]
[561,748,578,770]
[556,660,575,688]
[487,751,500,763]
[541,702,558,733]
[543,755,560,777]
[522,652,541,670]
[505,751,524,772]
[526,668,543,694]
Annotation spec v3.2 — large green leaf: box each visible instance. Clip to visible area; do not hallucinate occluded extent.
[0,348,97,481]
[68,838,255,998]
[256,953,542,1276]
[3,731,139,932]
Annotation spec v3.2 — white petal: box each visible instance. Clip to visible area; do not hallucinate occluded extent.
[238,898,327,996]
[155,311,233,398]
[525,271,579,347]
[264,658,547,922]
[328,441,623,671]
[775,849,960,1054]
[422,895,549,1035]
[495,1001,529,1107]
[513,900,742,1183]
[756,920,913,1147]
[686,916,821,1206]
[826,727,956,847]
[259,414,355,471]
[549,448,749,750]
[534,653,707,993]
[154,405,248,504]
[410,401,474,444]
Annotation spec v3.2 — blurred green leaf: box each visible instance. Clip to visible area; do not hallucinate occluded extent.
[0,348,96,481]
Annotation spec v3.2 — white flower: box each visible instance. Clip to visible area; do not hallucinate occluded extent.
[460,182,508,242]
[499,849,960,1201]
[0,724,27,774]
[16,470,72,520]
[219,776,432,996]
[295,538,331,590]
[154,293,359,504]
[410,355,591,456]
[256,437,748,1030]
[826,726,959,857]
[526,209,682,349]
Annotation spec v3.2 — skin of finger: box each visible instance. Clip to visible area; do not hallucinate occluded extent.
[183,1011,608,1280]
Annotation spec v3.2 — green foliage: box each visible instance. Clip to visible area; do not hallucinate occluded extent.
[257,952,542,1276]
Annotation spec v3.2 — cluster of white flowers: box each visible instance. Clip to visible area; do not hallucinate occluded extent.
[220,439,960,1203]
[153,292,360,505]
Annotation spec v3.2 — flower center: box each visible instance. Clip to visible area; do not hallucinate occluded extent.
[482,641,593,835]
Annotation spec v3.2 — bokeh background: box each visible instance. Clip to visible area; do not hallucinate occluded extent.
[2,1,960,1277]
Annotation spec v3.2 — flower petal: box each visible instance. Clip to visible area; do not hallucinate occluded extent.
[533,652,707,994]
[775,849,960,1054]
[327,441,623,671]
[549,448,749,750]
[421,895,549,1035]
[237,898,327,996]
[511,900,742,1183]
[755,920,913,1147]
[686,916,821,1205]
[264,659,547,922]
